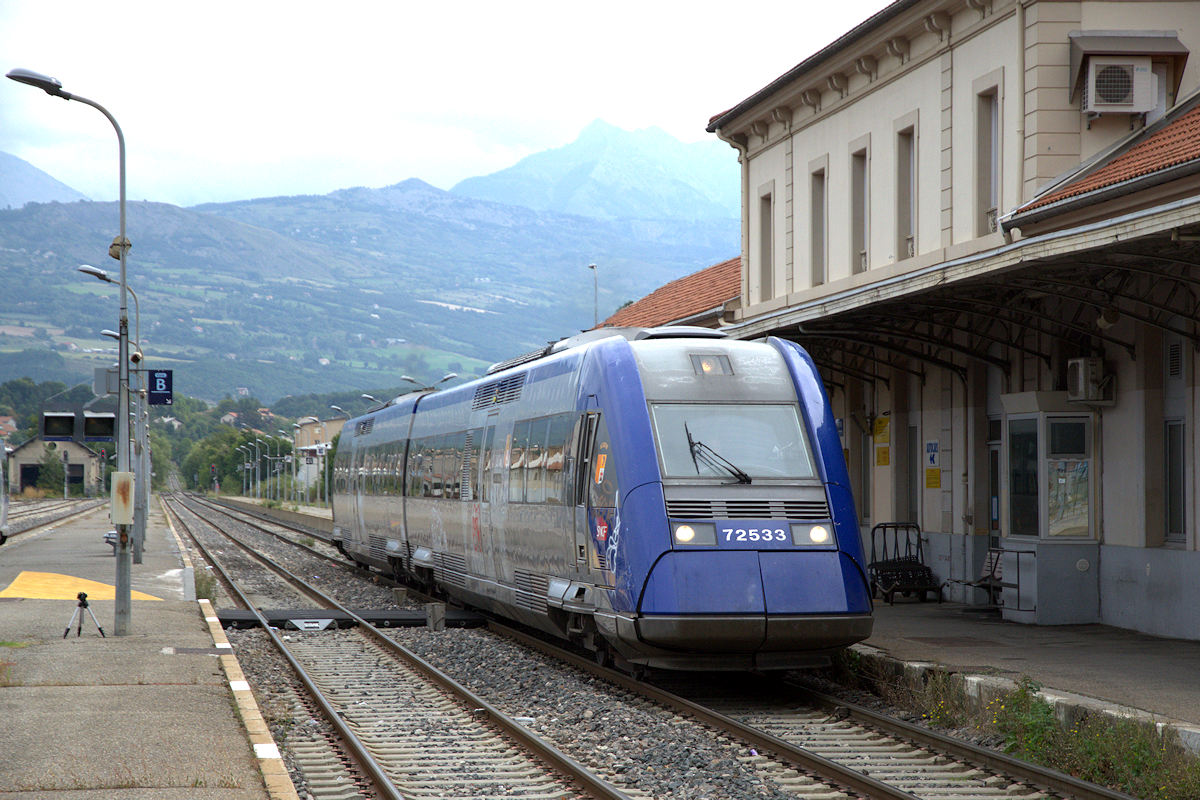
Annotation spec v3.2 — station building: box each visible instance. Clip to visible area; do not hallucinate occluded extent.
[622,0,1200,640]
[5,436,103,496]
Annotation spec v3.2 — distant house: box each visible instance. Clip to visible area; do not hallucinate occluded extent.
[0,415,17,442]
[220,412,239,426]
[6,437,102,495]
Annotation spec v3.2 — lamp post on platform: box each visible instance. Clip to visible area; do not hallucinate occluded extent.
[587,263,598,328]
[96,266,147,565]
[237,445,249,496]
[12,67,135,634]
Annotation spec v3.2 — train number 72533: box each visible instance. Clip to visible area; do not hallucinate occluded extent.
[722,528,788,542]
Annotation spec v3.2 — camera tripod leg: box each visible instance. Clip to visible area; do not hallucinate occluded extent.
[63,607,81,639]
[85,605,106,638]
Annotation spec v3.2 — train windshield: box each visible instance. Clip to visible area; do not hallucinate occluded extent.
[650,403,817,480]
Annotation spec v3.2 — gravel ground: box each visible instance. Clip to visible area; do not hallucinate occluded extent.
[391,626,802,799]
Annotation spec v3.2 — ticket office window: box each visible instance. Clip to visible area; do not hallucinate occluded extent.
[1006,414,1093,539]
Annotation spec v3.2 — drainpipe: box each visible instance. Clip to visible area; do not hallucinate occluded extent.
[715,127,750,320]
[1016,0,1027,207]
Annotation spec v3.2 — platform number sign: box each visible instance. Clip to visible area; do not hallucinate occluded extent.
[147,370,173,406]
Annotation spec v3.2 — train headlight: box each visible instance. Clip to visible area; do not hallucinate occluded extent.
[791,523,832,545]
[673,522,715,546]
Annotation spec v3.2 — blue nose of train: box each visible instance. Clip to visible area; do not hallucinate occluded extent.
[634,549,872,653]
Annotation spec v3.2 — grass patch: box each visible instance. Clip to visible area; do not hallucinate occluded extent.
[194,569,218,602]
[988,677,1200,799]
[830,653,1200,799]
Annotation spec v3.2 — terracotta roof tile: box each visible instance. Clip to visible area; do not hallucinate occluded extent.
[602,256,741,328]
[1023,102,1200,213]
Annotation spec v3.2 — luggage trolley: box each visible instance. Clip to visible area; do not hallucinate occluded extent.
[868,522,942,604]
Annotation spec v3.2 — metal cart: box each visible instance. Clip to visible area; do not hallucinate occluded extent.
[868,522,942,604]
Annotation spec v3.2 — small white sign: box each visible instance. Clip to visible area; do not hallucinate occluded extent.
[925,440,940,468]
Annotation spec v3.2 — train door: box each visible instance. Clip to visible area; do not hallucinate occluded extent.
[479,418,503,576]
[573,412,600,572]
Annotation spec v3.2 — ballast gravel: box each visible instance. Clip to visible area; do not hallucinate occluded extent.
[390,626,800,800]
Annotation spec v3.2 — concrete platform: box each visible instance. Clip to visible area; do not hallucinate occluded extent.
[0,499,294,799]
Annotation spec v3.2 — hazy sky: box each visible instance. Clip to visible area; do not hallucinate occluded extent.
[0,1,891,207]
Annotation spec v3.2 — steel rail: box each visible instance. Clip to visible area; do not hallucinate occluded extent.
[2,499,106,540]
[488,621,921,800]
[186,494,347,569]
[787,681,1142,800]
[168,493,632,800]
[491,620,1144,800]
[164,497,406,800]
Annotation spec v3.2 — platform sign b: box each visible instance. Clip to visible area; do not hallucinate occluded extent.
[147,370,173,405]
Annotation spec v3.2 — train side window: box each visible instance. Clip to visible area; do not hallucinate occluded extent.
[526,418,549,504]
[480,425,496,502]
[510,420,531,503]
[545,413,573,505]
[407,439,424,497]
[449,430,466,500]
[589,416,618,508]
[422,438,439,498]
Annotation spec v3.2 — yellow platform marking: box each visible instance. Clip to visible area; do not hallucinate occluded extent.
[0,571,163,601]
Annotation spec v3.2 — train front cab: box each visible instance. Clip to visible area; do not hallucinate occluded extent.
[593,335,873,670]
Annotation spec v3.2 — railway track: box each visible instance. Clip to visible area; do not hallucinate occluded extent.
[490,624,1141,800]
[168,493,1140,800]
[2,498,106,540]
[164,493,632,800]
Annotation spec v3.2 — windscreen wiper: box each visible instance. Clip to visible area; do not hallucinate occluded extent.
[685,423,752,484]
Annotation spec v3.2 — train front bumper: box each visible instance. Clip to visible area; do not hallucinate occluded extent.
[608,548,873,669]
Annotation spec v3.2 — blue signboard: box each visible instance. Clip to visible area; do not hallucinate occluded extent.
[148,370,174,405]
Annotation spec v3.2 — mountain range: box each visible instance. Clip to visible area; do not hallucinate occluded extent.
[0,122,739,403]
[0,151,89,209]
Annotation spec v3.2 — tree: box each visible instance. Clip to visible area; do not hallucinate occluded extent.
[34,445,65,494]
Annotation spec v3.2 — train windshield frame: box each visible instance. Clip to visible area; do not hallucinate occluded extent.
[649,402,817,480]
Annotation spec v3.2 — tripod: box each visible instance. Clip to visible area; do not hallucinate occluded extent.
[63,592,106,638]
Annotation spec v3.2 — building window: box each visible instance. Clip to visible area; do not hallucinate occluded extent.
[850,146,868,273]
[1165,419,1185,543]
[976,88,1000,236]
[811,168,826,286]
[758,184,773,301]
[1008,417,1038,536]
[896,125,916,260]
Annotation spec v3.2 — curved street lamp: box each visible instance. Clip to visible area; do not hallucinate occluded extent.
[10,68,134,633]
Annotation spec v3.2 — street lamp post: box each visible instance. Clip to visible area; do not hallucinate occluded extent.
[290,425,301,503]
[93,267,147,564]
[12,68,134,634]
[253,439,263,500]
[588,263,598,328]
[277,430,290,503]
[237,446,248,495]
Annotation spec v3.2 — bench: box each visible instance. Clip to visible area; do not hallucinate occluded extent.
[944,548,1003,606]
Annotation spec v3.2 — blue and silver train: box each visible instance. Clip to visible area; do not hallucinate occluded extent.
[331,327,872,670]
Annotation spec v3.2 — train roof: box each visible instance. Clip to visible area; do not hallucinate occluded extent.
[486,325,727,375]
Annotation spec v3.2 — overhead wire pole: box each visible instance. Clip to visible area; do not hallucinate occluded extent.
[8,68,134,634]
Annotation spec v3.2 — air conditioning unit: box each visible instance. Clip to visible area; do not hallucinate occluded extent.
[1068,357,1115,404]
[1082,56,1156,115]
